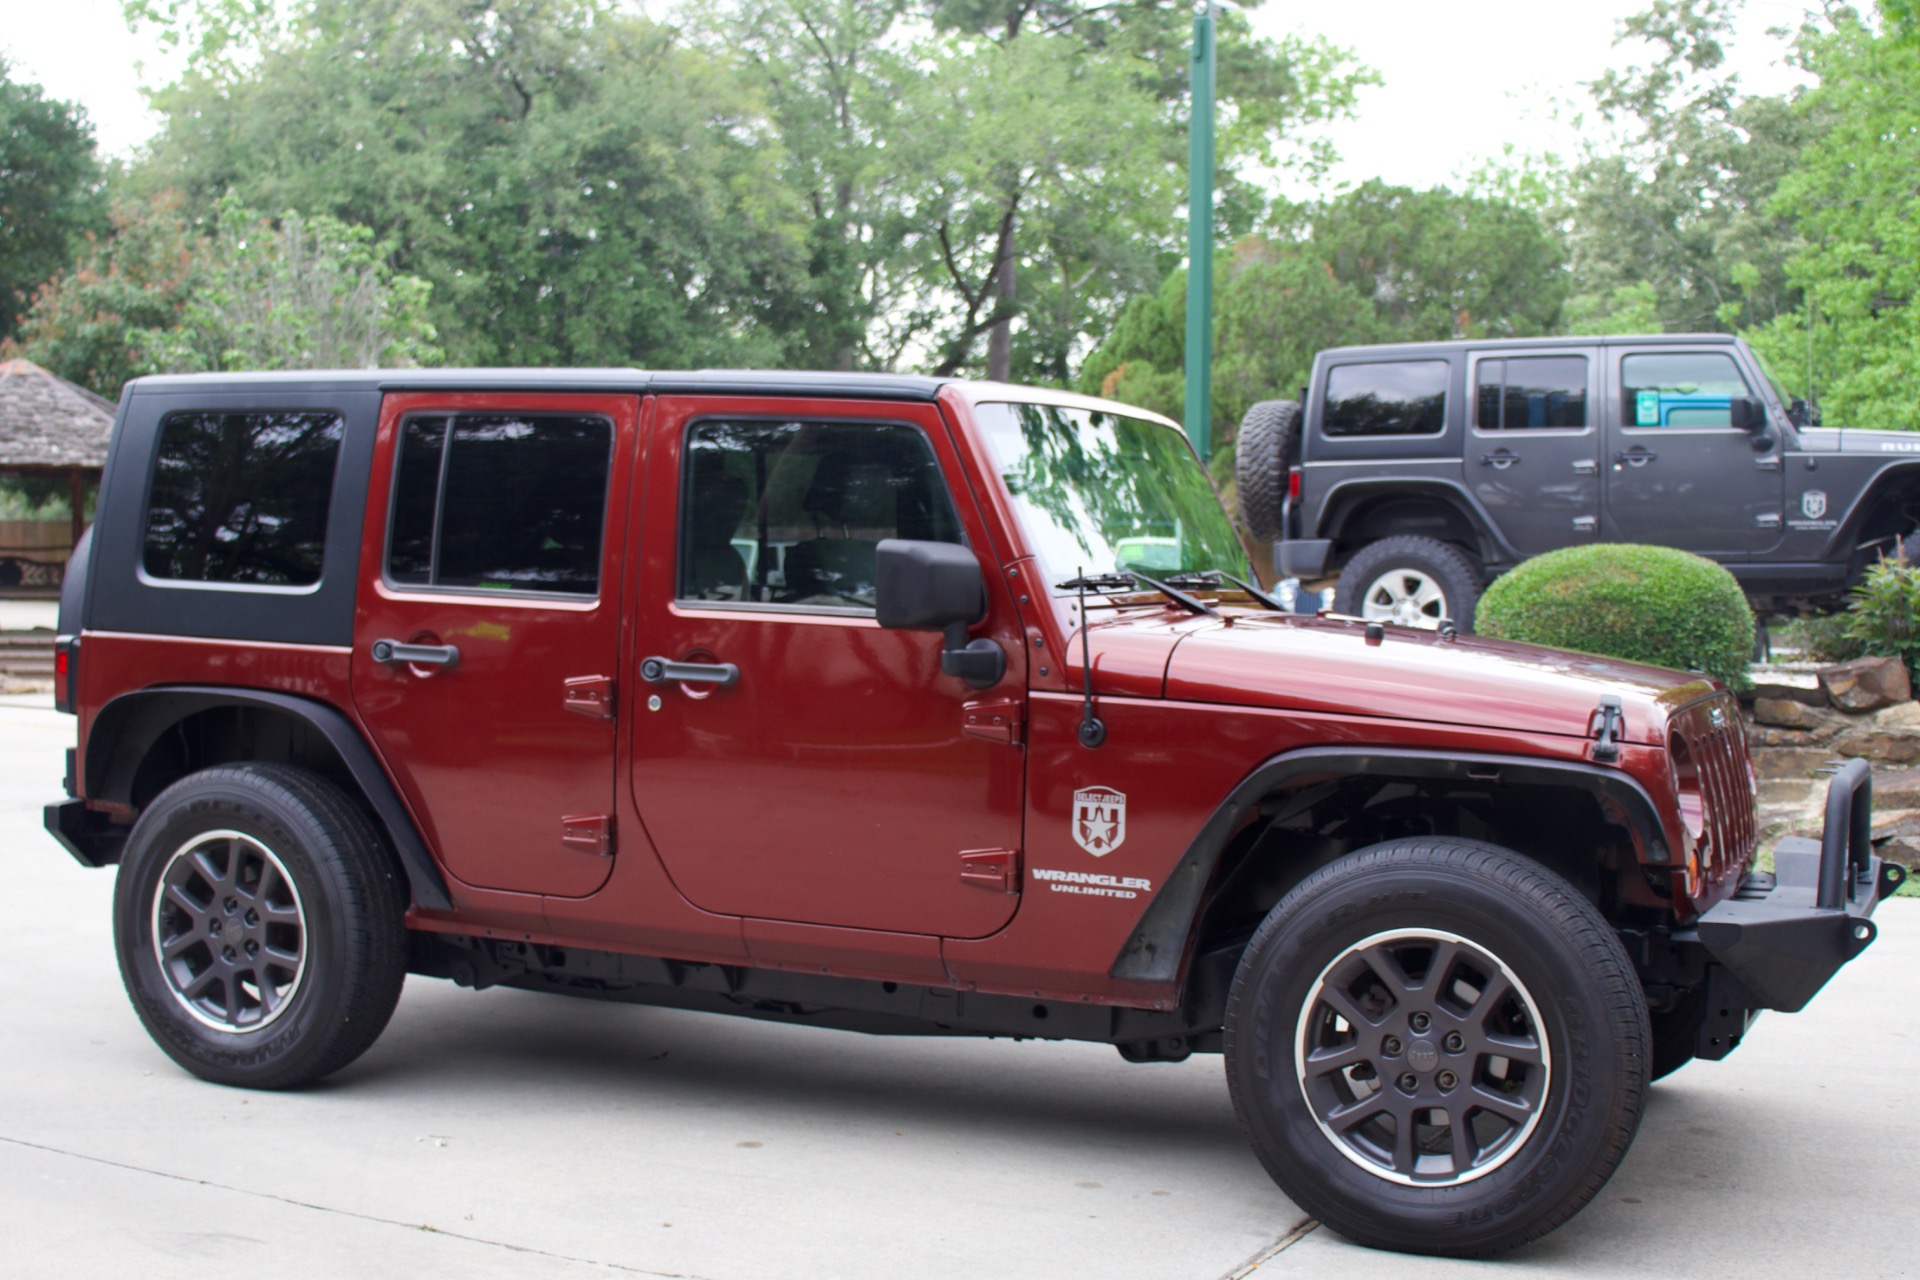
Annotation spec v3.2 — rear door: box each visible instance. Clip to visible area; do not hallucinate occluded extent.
[1466,350,1600,554]
[352,392,635,898]
[627,395,1025,939]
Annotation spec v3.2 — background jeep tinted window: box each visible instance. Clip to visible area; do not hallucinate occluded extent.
[143,411,343,586]
[388,413,611,594]
[1322,361,1449,436]
[680,420,962,608]
[1476,357,1587,430]
[1621,353,1753,428]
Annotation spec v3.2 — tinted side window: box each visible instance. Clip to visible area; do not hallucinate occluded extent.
[681,420,962,609]
[1322,362,1449,437]
[387,413,611,595]
[1476,357,1588,430]
[143,411,343,586]
[1621,353,1753,428]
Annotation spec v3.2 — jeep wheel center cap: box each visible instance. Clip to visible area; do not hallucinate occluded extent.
[1407,1040,1439,1073]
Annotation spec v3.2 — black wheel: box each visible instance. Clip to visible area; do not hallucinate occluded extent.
[113,764,408,1089]
[1334,535,1483,632]
[1235,400,1302,545]
[1223,838,1649,1257]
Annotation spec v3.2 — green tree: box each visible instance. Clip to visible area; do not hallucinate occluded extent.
[17,192,438,396]
[1743,20,1920,429]
[705,0,1370,381]
[1078,183,1562,458]
[1563,0,1813,334]
[129,0,813,368]
[0,59,106,343]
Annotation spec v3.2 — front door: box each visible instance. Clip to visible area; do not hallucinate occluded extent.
[1604,348,1785,555]
[1466,351,1601,554]
[352,392,634,898]
[628,396,1025,939]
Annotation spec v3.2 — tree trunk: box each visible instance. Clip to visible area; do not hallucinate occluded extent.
[987,237,1015,382]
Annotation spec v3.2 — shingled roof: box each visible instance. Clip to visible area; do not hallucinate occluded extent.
[0,359,114,471]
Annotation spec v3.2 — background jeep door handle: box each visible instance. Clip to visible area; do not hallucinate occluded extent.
[640,657,740,687]
[369,639,460,668]
[1613,449,1657,469]
[1479,452,1520,470]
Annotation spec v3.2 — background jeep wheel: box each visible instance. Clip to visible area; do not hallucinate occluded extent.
[1334,535,1483,631]
[1224,838,1649,1257]
[1235,400,1302,545]
[114,764,407,1089]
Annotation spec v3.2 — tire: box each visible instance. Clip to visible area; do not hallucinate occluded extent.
[1223,838,1649,1257]
[1334,535,1483,632]
[1236,400,1302,545]
[113,764,408,1089]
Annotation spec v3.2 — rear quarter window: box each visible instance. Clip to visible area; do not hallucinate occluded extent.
[1322,361,1449,437]
[142,411,344,587]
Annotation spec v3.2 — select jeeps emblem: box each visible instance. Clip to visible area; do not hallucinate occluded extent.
[1072,787,1127,857]
[1802,490,1828,520]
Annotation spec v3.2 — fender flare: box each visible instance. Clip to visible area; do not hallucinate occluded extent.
[1312,477,1514,567]
[1108,746,1671,984]
[85,686,452,911]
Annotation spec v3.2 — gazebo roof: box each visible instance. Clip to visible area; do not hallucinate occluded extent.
[0,359,115,470]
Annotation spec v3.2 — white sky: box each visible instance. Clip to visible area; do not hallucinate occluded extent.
[3,0,1817,187]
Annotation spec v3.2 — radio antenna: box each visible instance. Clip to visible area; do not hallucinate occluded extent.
[1076,569,1106,749]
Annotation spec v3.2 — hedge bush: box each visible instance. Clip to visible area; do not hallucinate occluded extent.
[1477,544,1755,689]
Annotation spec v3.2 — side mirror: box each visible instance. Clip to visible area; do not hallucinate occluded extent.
[875,539,1005,689]
[1729,396,1764,431]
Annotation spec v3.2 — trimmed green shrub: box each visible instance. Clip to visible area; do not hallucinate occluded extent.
[1477,544,1755,689]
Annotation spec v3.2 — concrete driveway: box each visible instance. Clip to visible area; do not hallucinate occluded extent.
[2,692,1913,1279]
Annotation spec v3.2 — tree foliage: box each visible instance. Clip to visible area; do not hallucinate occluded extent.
[16,192,438,396]
[0,59,106,344]
[1743,19,1920,430]
[1076,182,1565,458]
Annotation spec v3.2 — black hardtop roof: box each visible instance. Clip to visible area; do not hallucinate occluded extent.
[125,368,951,401]
[1316,333,1741,361]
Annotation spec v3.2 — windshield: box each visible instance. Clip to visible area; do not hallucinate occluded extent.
[972,401,1250,592]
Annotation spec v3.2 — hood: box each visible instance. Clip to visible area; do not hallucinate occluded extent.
[1794,426,1920,457]
[1083,610,1714,744]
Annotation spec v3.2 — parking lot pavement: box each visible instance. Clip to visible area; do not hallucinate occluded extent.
[3,697,1914,1279]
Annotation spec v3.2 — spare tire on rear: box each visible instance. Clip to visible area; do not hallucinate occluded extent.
[1236,400,1302,545]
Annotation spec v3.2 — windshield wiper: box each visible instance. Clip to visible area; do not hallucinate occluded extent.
[1055,571,1218,617]
[1162,569,1287,612]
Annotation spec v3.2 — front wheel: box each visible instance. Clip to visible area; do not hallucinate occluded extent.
[1223,838,1648,1257]
[113,764,408,1089]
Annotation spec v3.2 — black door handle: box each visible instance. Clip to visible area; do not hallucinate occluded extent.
[1479,452,1520,470]
[1613,450,1657,468]
[640,657,740,687]
[370,639,460,669]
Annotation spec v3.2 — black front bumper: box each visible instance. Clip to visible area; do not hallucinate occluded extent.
[1676,759,1907,1055]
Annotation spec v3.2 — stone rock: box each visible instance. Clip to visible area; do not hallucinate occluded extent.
[1818,656,1912,713]
[1747,672,1829,708]
[1872,808,1920,841]
[1830,720,1920,764]
[1753,697,1823,729]
[1873,767,1920,810]
[1872,701,1920,731]
[1751,746,1839,781]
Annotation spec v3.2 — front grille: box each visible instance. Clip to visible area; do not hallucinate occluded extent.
[1669,692,1758,887]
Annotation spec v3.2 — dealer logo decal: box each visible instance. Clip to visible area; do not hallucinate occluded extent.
[1802,490,1828,520]
[1072,787,1127,857]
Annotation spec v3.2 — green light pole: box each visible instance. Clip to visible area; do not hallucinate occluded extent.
[1183,0,1216,460]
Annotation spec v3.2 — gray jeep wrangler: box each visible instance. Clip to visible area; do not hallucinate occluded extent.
[1238,333,1920,629]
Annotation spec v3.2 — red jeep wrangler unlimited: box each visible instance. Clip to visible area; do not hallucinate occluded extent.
[45,371,1903,1256]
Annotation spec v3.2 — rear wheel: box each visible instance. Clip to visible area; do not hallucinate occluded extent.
[1334,535,1483,632]
[114,764,408,1089]
[1224,838,1648,1257]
